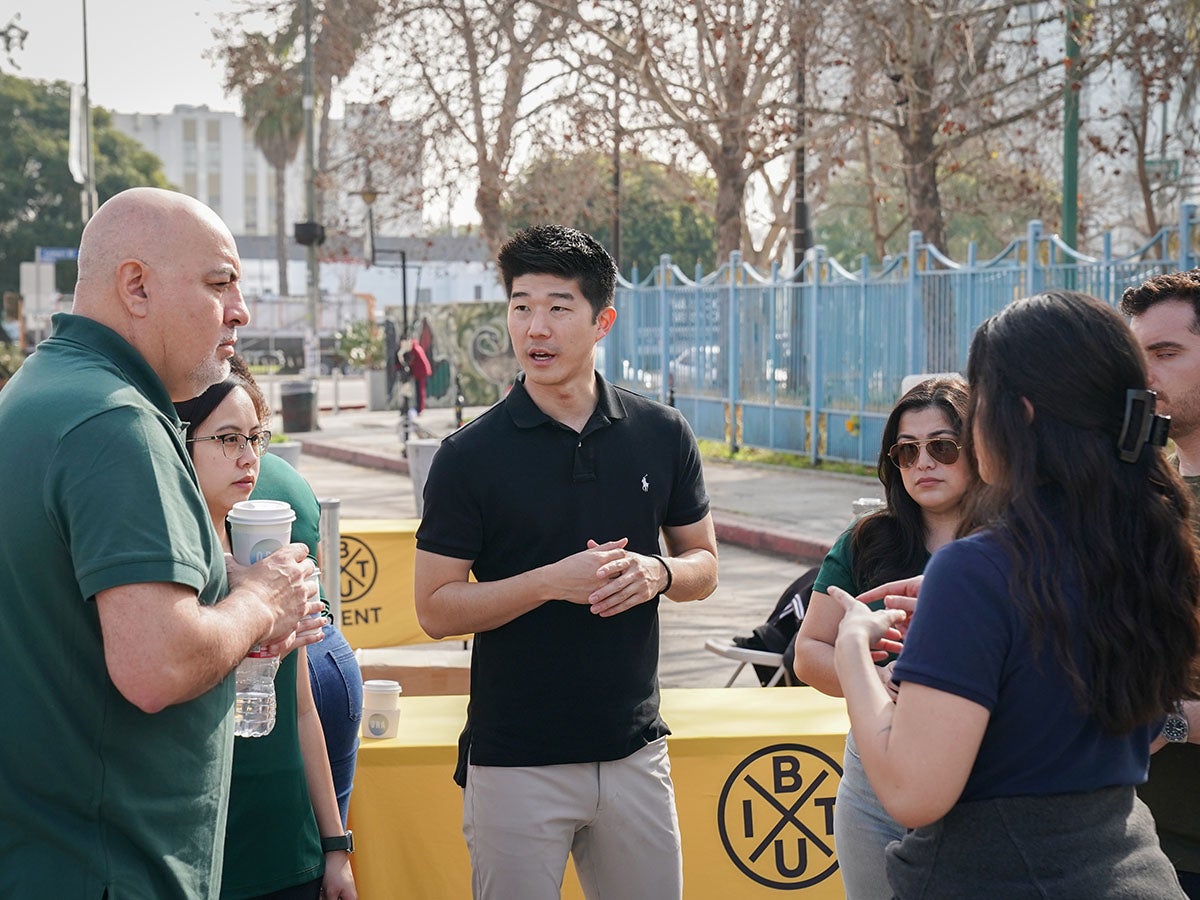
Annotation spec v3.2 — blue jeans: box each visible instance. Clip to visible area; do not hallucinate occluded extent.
[835,730,906,900]
[307,625,363,826]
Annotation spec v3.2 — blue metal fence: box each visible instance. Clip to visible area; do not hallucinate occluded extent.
[601,204,1200,465]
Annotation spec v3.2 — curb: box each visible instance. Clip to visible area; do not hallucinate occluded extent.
[711,511,832,563]
[299,438,410,475]
[299,438,832,561]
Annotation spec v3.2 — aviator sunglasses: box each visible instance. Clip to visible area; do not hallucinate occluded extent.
[887,438,961,469]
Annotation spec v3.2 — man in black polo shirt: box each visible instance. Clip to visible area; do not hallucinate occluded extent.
[415,224,718,899]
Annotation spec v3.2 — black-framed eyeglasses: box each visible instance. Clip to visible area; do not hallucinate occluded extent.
[887,438,961,469]
[188,431,272,459]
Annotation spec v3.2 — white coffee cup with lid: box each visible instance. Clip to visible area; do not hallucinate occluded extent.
[361,679,402,739]
[227,500,296,566]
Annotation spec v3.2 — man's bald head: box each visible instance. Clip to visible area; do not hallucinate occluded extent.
[75,188,232,311]
[71,188,248,400]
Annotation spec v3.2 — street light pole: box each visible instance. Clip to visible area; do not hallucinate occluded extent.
[302,0,321,382]
[791,0,811,277]
[1062,1,1082,251]
[357,172,378,267]
[80,0,98,221]
[400,249,408,338]
[611,72,622,275]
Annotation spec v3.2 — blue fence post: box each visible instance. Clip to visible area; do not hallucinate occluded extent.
[964,241,977,365]
[1101,232,1112,305]
[693,260,704,412]
[905,231,920,378]
[1181,203,1197,273]
[768,260,780,447]
[1025,220,1043,298]
[728,250,742,452]
[808,247,823,463]
[658,254,672,405]
[857,254,869,463]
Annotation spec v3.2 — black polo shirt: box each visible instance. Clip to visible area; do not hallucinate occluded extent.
[416,373,709,783]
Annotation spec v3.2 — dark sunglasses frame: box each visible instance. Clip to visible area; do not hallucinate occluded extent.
[887,438,961,469]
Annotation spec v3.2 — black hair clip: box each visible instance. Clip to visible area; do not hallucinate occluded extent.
[1117,388,1170,463]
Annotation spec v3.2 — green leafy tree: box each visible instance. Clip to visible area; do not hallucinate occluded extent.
[0,73,168,295]
[503,151,717,276]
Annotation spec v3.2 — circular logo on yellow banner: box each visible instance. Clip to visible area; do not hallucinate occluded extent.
[717,742,842,889]
[340,536,378,603]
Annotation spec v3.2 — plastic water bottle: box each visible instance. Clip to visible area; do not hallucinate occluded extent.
[233,646,280,738]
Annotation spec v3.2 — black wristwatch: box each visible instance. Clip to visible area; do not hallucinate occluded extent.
[321,830,354,854]
[1163,707,1190,744]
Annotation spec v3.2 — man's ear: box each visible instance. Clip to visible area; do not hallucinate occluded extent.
[596,305,617,338]
[115,259,150,318]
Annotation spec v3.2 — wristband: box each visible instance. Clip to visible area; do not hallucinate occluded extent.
[649,553,673,597]
[321,830,354,854]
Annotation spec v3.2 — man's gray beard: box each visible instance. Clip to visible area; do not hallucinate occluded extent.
[184,356,231,400]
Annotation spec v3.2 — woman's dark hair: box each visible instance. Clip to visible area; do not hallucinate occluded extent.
[851,376,975,589]
[967,290,1200,732]
[174,356,269,454]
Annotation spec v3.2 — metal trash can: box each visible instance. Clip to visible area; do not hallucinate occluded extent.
[280,380,319,433]
[406,438,443,517]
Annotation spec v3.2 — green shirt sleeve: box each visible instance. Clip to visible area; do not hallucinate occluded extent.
[813,526,858,597]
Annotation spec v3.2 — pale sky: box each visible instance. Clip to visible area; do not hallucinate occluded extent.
[6,1,255,115]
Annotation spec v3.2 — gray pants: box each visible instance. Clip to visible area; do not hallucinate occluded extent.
[836,730,905,900]
[463,738,682,900]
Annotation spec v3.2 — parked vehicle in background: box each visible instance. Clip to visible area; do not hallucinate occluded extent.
[672,345,722,385]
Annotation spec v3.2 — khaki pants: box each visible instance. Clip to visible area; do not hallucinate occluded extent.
[463,738,682,900]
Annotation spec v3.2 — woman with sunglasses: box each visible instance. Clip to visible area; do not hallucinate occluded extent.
[177,373,356,900]
[832,291,1199,897]
[793,376,977,900]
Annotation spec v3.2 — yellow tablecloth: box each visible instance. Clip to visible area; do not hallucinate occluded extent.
[337,518,468,648]
[349,687,851,897]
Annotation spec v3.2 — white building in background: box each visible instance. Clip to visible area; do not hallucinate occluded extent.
[110,102,423,243]
[110,102,502,347]
[234,234,503,313]
[112,105,300,236]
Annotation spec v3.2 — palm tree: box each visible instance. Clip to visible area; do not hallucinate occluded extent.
[221,33,304,296]
[276,0,386,221]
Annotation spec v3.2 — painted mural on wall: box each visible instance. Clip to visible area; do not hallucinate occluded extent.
[385,301,518,408]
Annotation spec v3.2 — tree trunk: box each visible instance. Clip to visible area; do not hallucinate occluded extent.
[274,163,289,297]
[899,65,954,370]
[714,146,749,262]
[900,90,946,252]
[476,164,505,259]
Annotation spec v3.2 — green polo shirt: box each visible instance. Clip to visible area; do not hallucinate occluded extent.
[0,314,231,898]
[218,452,324,898]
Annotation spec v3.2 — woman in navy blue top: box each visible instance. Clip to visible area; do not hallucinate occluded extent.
[831,291,1200,898]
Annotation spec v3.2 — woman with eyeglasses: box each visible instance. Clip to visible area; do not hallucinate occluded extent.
[832,292,1199,897]
[793,376,977,900]
[177,373,356,900]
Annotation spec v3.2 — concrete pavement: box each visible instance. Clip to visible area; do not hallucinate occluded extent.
[281,400,882,563]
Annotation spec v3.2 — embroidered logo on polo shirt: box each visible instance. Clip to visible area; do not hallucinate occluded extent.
[641,474,650,492]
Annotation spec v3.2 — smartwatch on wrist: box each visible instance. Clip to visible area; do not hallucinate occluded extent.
[321,830,354,854]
